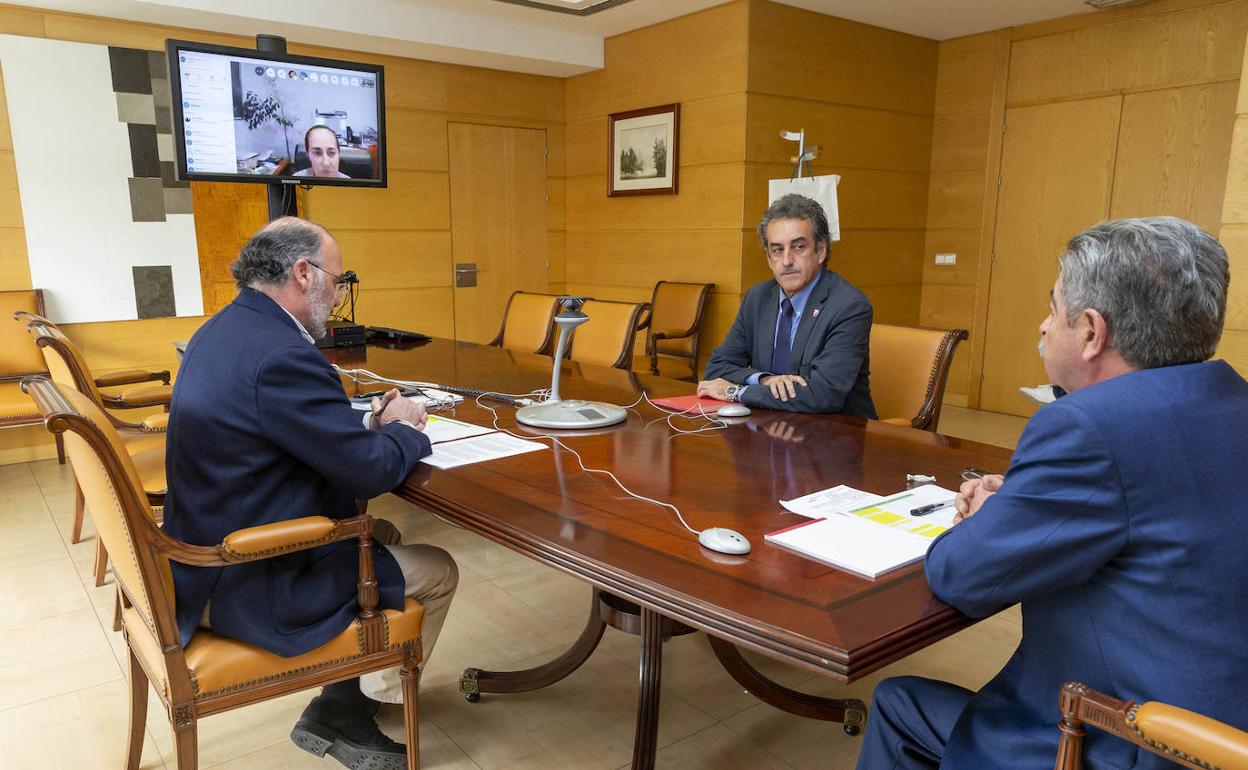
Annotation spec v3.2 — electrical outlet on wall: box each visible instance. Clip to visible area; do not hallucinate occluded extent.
[934,253,957,266]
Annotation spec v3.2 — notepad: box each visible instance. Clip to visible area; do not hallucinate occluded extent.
[649,395,731,413]
[420,432,546,469]
[765,514,930,579]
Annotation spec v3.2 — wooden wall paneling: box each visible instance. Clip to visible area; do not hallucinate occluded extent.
[564,1,749,122]
[190,182,267,314]
[860,284,922,325]
[965,29,1012,408]
[1221,115,1248,223]
[385,110,451,172]
[1217,328,1248,370]
[63,316,205,377]
[1109,81,1238,232]
[829,229,926,288]
[743,164,930,231]
[925,170,987,230]
[1219,224,1248,329]
[0,150,24,229]
[0,227,29,290]
[334,230,453,289]
[1011,0,1241,41]
[930,112,993,171]
[979,95,1123,416]
[355,287,455,338]
[0,5,46,37]
[934,33,998,115]
[547,178,566,232]
[300,170,451,230]
[568,164,747,231]
[565,229,744,293]
[1006,1,1248,105]
[547,230,566,286]
[745,93,934,172]
[747,0,938,115]
[922,228,981,286]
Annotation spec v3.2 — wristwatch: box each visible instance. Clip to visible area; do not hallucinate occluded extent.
[724,384,742,402]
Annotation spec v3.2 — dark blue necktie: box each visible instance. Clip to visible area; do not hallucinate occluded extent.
[771,297,794,374]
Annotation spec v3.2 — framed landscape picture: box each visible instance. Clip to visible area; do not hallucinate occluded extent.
[608,103,680,197]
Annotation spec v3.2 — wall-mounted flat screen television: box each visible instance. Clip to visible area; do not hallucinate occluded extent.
[166,39,386,187]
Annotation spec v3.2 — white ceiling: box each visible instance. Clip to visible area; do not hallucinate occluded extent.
[3,0,1110,76]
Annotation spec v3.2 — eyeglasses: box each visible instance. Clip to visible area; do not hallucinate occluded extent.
[306,261,357,299]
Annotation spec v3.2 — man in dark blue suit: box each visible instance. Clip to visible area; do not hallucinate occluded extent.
[857,217,1248,770]
[698,194,876,417]
[164,217,458,770]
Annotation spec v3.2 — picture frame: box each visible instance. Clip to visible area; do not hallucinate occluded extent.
[608,103,680,197]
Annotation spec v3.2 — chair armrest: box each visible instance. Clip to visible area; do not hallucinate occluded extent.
[95,368,171,387]
[636,303,653,331]
[100,384,173,409]
[154,514,374,567]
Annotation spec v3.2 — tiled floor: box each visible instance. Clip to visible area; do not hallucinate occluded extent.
[0,406,1030,770]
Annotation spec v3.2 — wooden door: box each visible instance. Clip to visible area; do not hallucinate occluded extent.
[979,96,1121,416]
[448,123,549,344]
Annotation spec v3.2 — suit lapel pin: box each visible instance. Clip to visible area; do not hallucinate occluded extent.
[812,308,820,318]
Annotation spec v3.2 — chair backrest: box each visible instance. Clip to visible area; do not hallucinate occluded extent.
[1055,681,1248,770]
[648,281,713,357]
[570,299,652,370]
[492,291,560,354]
[868,323,968,431]
[21,315,109,405]
[1,290,47,378]
[23,377,178,648]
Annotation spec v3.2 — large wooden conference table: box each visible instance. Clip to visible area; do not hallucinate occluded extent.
[327,338,1012,769]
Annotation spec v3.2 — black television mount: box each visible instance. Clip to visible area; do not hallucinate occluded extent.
[256,34,299,222]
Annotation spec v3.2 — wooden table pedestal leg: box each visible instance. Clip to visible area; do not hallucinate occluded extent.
[459,589,606,702]
[631,606,663,770]
[707,635,868,735]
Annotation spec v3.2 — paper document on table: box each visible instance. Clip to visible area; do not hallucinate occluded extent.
[841,484,958,539]
[422,415,494,445]
[765,515,929,579]
[420,432,547,469]
[781,485,883,519]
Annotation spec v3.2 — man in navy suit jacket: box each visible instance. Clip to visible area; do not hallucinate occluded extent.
[857,217,1248,770]
[165,217,458,770]
[698,194,876,417]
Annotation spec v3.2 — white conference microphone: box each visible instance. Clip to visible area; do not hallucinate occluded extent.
[515,297,628,429]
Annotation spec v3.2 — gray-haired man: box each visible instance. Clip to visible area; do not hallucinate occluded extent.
[698,193,876,416]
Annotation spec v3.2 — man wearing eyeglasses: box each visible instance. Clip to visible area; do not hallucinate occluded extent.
[164,217,458,770]
[698,193,876,417]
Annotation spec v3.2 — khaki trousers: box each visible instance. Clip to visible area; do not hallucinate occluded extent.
[359,542,459,703]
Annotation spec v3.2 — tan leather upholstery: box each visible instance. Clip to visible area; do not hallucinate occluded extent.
[0,381,40,421]
[106,382,173,408]
[868,324,967,431]
[0,290,46,376]
[493,291,560,354]
[141,412,169,431]
[124,599,425,701]
[1129,701,1248,770]
[223,516,339,557]
[642,281,712,381]
[570,299,651,370]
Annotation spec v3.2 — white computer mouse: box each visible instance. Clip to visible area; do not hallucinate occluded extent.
[716,404,752,418]
[697,527,752,555]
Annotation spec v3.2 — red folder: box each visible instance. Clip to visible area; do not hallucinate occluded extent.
[650,395,732,414]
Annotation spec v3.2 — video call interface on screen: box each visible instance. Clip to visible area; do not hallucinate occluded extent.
[176,49,381,181]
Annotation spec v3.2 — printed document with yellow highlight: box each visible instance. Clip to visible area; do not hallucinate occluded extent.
[768,484,959,578]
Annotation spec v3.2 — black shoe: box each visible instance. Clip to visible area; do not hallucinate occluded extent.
[292,692,407,770]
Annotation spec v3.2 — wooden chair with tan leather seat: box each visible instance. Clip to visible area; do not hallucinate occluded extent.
[868,324,968,432]
[488,291,561,355]
[569,298,652,370]
[0,290,57,459]
[1054,681,1248,770]
[21,313,169,586]
[22,376,426,770]
[637,280,714,381]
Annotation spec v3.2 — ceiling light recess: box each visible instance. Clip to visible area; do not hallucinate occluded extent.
[490,0,635,15]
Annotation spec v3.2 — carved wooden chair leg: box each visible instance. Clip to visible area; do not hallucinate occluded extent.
[55,432,65,465]
[1054,683,1087,770]
[401,648,421,770]
[125,648,149,770]
[460,588,606,701]
[72,478,85,543]
[171,707,198,770]
[94,538,109,586]
[706,635,868,735]
[113,587,123,632]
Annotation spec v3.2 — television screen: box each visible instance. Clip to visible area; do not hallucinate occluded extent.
[166,40,386,187]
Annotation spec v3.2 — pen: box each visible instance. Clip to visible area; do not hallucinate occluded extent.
[910,500,954,516]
